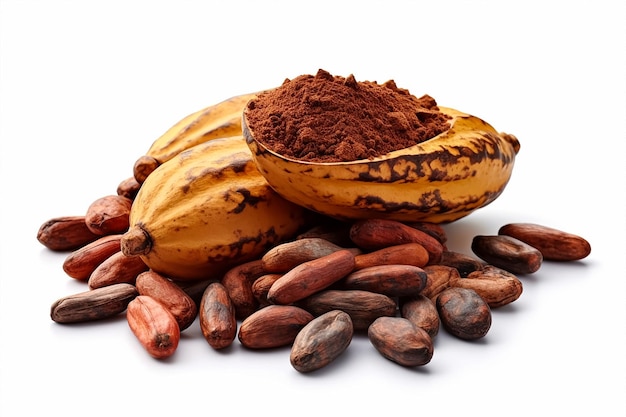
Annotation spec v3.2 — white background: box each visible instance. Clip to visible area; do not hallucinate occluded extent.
[1,1,625,416]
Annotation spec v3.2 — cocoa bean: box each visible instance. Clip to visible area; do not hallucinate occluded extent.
[37,215,100,251]
[238,305,314,349]
[199,282,237,350]
[127,295,180,359]
[116,176,141,200]
[339,264,427,297]
[135,270,198,330]
[353,243,429,270]
[400,294,440,338]
[471,235,543,274]
[261,238,346,273]
[436,287,491,340]
[290,310,353,373]
[267,249,355,305]
[251,273,283,307]
[349,218,444,264]
[299,289,397,331]
[62,234,123,280]
[368,316,433,367]
[50,283,138,323]
[87,251,148,290]
[498,222,591,261]
[457,265,523,308]
[221,259,267,320]
[85,194,132,235]
[420,264,461,301]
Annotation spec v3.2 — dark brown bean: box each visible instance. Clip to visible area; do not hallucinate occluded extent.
[436,287,491,340]
[368,316,433,367]
[290,310,353,373]
[471,235,543,274]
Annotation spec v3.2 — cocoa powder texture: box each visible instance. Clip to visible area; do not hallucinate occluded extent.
[245,69,451,163]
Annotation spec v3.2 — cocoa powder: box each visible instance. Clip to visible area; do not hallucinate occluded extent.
[245,69,451,163]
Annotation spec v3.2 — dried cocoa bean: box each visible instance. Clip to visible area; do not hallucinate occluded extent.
[498,222,591,261]
[221,259,267,320]
[62,234,123,280]
[290,310,353,373]
[261,238,346,273]
[238,305,314,349]
[368,316,433,367]
[85,194,132,235]
[199,282,237,350]
[353,243,429,270]
[87,251,148,290]
[436,287,491,340]
[457,265,523,308]
[135,270,198,330]
[400,294,440,338]
[299,289,397,331]
[339,264,427,297]
[37,215,100,251]
[50,283,138,323]
[127,295,180,359]
[349,218,444,264]
[472,235,543,274]
[420,264,461,301]
[267,249,355,305]
[251,273,282,307]
[116,176,141,200]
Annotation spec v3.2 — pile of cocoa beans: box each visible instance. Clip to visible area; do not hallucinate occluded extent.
[38,182,591,373]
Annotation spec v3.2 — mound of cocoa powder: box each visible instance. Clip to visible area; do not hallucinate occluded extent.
[245,69,452,163]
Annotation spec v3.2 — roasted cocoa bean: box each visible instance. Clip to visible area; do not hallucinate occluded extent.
[299,289,397,331]
[238,305,314,349]
[127,295,180,359]
[267,249,355,305]
[199,282,237,350]
[472,235,543,274]
[368,316,433,367]
[339,264,427,297]
[290,310,353,373]
[37,215,100,251]
[400,294,440,338]
[498,222,591,261]
[436,287,491,340]
[135,270,198,330]
[50,283,138,323]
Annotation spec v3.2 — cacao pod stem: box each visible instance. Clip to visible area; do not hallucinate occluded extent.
[121,226,152,256]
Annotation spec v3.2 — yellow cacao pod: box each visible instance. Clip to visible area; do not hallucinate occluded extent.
[121,135,311,281]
